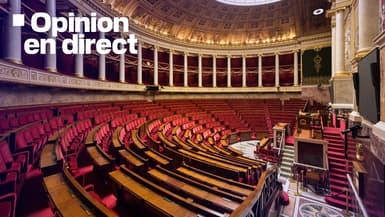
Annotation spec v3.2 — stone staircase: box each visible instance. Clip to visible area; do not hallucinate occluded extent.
[279,145,294,178]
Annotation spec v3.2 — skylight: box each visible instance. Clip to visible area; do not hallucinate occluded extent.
[216,0,281,6]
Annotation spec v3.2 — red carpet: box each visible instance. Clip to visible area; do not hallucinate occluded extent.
[323,127,355,210]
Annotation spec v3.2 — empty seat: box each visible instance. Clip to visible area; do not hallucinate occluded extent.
[0,140,28,174]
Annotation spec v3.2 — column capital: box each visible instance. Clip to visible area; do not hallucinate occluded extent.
[242,54,247,58]
[184,52,189,56]
[227,55,232,58]
[258,53,263,57]
[198,53,202,57]
[212,54,217,58]
[169,49,174,54]
[274,52,280,56]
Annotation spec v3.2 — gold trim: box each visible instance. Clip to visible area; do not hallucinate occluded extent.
[355,49,371,59]
[45,67,58,73]
[334,72,353,78]
[5,58,23,65]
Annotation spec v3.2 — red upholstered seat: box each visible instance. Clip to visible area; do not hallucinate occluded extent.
[281,191,289,206]
[0,200,12,217]
[0,193,16,217]
[0,140,28,174]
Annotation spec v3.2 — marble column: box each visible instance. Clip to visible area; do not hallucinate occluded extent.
[335,9,345,74]
[331,16,336,77]
[333,8,354,110]
[275,53,280,87]
[74,11,84,77]
[227,56,231,87]
[242,55,247,87]
[137,41,142,84]
[4,0,22,64]
[119,44,125,83]
[154,46,158,85]
[213,55,217,87]
[169,50,174,86]
[45,0,57,72]
[198,54,203,87]
[293,51,299,86]
[184,53,188,87]
[357,0,379,56]
[98,31,106,80]
[258,55,262,87]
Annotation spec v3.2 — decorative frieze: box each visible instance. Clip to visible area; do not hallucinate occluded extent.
[0,60,145,92]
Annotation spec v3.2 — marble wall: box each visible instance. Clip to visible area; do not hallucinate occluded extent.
[380,47,385,121]
[0,83,314,108]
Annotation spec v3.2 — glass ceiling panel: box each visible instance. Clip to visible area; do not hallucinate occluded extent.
[216,0,281,6]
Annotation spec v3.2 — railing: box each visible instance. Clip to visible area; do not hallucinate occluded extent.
[229,166,279,217]
[346,174,369,217]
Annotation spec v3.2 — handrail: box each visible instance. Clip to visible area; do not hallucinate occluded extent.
[229,166,279,217]
[346,174,369,217]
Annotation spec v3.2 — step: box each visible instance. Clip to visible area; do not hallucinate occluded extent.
[282,156,293,162]
[325,196,355,210]
[329,167,351,174]
[280,167,292,173]
[280,170,291,178]
[328,151,345,157]
[329,172,348,180]
[328,146,345,152]
[281,162,293,168]
[330,177,348,186]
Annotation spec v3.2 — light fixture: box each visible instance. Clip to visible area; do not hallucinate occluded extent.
[313,8,324,16]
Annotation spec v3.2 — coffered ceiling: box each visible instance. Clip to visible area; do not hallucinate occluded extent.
[103,0,330,46]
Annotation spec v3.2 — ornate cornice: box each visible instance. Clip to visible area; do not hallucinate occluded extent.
[0,60,145,92]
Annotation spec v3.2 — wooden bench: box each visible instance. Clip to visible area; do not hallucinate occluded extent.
[109,165,224,217]
[40,142,63,177]
[118,149,147,173]
[176,164,254,197]
[131,129,147,151]
[86,146,113,174]
[147,167,240,213]
[43,168,117,217]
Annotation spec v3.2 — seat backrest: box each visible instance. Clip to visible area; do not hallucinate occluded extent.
[0,140,13,165]
[15,132,28,149]
[0,152,8,173]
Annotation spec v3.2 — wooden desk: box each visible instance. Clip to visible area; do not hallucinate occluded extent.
[144,150,170,166]
[131,129,146,150]
[148,168,240,212]
[157,130,177,148]
[86,146,112,173]
[109,170,197,217]
[177,166,253,197]
[118,149,144,168]
[44,172,117,217]
[178,149,248,173]
[111,127,123,150]
[40,142,63,177]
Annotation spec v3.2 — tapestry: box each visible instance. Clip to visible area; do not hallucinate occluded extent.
[301,47,331,85]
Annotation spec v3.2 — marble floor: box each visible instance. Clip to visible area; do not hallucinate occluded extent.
[230,140,349,217]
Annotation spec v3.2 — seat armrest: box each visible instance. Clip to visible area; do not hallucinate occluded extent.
[0,172,17,195]
[15,146,34,164]
[83,184,95,192]
[0,192,17,217]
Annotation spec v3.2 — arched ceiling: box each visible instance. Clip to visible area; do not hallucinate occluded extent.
[104,0,330,46]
